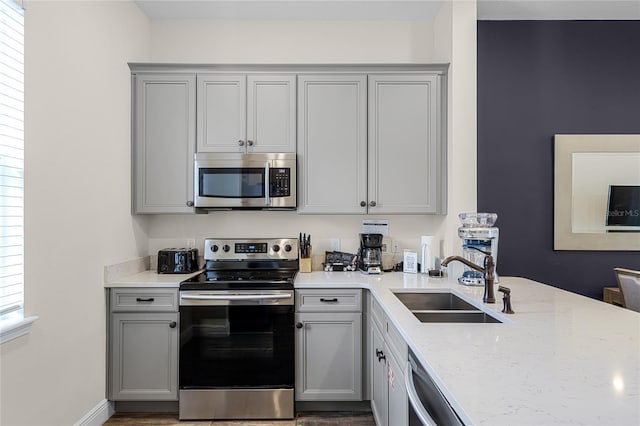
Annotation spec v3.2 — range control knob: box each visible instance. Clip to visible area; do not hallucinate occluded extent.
[284,244,292,252]
[223,244,231,253]
[272,244,280,252]
[211,245,219,253]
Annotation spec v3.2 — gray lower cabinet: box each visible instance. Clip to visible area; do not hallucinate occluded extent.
[371,320,388,425]
[108,288,179,401]
[369,296,408,426]
[295,289,363,401]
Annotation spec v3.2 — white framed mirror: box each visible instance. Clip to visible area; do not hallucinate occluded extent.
[554,134,640,250]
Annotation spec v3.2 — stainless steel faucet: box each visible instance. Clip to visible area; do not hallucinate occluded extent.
[441,248,496,303]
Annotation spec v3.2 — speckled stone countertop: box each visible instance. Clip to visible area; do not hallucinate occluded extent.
[295,272,640,425]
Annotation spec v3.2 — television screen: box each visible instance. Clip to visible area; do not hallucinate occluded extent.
[606,185,640,231]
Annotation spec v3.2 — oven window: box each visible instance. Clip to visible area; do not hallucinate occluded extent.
[199,168,265,198]
[180,305,294,389]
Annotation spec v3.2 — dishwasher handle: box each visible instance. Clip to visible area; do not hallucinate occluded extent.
[405,361,438,426]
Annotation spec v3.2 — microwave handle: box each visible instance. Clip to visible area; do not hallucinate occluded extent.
[264,162,270,206]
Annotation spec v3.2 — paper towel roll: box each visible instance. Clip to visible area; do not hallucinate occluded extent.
[420,236,439,272]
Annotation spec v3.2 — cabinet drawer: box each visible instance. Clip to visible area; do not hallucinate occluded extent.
[111,288,178,312]
[296,289,362,312]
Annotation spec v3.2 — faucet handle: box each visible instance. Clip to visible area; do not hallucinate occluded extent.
[498,286,514,314]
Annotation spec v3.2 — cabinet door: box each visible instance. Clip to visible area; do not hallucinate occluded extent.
[133,74,195,213]
[387,348,408,426]
[368,74,445,214]
[246,75,296,153]
[297,75,368,214]
[197,74,247,152]
[371,321,388,426]
[110,313,178,401]
[295,312,362,401]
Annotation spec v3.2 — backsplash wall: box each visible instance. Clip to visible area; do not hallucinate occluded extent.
[147,212,454,270]
[477,20,640,299]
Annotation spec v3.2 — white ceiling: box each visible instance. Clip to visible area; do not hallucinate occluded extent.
[134,0,640,21]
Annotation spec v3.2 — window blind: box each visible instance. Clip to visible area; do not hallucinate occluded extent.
[0,0,24,317]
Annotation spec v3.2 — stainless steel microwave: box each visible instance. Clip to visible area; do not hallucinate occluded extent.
[194,152,296,210]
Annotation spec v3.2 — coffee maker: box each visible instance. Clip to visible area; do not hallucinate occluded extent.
[457,212,499,286]
[358,233,383,274]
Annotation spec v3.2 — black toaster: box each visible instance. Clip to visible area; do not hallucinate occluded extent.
[157,248,199,274]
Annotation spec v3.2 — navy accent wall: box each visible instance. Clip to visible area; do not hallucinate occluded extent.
[477,21,640,299]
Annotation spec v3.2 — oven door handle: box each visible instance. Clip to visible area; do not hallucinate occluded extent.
[181,293,292,301]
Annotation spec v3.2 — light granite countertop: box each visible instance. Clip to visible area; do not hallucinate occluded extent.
[104,267,639,424]
[296,271,640,425]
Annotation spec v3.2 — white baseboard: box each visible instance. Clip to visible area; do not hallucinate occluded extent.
[74,399,115,426]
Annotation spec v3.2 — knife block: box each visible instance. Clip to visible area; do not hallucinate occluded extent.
[300,247,312,273]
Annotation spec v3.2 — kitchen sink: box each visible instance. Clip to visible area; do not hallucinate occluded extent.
[393,291,478,311]
[412,311,502,323]
[392,291,503,323]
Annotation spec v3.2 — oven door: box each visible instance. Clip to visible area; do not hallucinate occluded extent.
[194,152,296,209]
[179,289,295,419]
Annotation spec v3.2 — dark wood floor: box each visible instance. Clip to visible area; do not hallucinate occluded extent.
[103,412,376,426]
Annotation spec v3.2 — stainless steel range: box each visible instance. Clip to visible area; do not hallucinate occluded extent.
[178,238,298,420]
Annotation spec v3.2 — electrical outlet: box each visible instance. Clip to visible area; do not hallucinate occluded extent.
[392,241,399,253]
[330,238,341,251]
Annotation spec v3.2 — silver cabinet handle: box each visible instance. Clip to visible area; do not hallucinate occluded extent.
[369,201,377,207]
[405,361,438,426]
[181,293,291,301]
[247,140,254,146]
[238,140,245,146]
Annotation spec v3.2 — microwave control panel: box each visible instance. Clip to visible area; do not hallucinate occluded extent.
[270,168,291,197]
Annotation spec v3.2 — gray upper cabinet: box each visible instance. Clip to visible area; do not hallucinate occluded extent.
[132,73,196,214]
[298,72,446,215]
[197,74,296,153]
[368,74,446,214]
[297,75,368,214]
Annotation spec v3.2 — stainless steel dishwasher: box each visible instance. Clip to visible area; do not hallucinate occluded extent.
[405,350,464,426]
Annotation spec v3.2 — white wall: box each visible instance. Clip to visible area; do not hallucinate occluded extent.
[0,1,150,425]
[146,6,478,263]
[150,20,437,63]
[0,1,478,424]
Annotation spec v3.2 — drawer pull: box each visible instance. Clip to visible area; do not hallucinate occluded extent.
[320,298,339,303]
[169,321,177,328]
[136,297,155,303]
